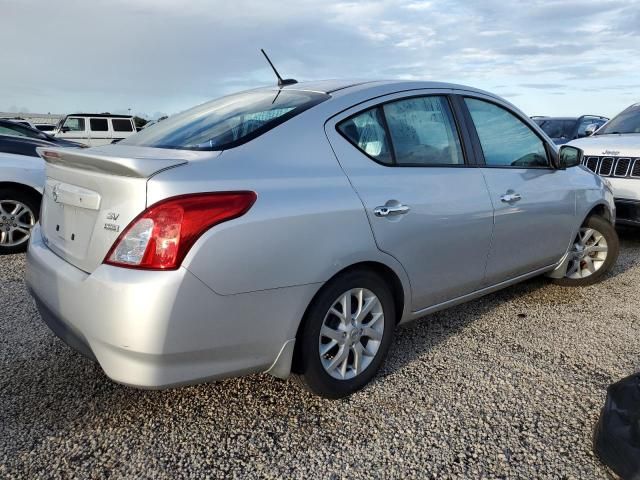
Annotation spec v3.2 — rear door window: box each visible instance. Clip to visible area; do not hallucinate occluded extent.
[121,90,329,150]
[112,119,134,132]
[382,96,463,165]
[337,95,465,166]
[89,118,109,132]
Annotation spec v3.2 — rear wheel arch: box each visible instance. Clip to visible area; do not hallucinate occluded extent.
[0,182,42,205]
[291,261,405,374]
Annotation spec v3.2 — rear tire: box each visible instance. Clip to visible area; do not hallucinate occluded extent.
[553,215,619,287]
[0,188,40,255]
[294,270,396,399]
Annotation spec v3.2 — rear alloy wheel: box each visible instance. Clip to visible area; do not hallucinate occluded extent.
[319,287,385,380]
[0,190,39,254]
[553,215,619,286]
[295,270,395,398]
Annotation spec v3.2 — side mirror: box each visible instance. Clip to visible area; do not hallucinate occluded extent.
[558,145,583,169]
[61,126,70,133]
[584,124,598,137]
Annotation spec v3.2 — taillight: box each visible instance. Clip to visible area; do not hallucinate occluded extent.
[104,192,256,270]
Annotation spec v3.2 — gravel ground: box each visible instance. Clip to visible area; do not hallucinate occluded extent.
[1,230,639,479]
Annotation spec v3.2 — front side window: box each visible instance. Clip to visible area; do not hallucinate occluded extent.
[382,96,463,165]
[338,107,393,165]
[112,119,134,132]
[121,90,329,150]
[465,98,549,168]
[90,118,108,132]
[63,117,85,132]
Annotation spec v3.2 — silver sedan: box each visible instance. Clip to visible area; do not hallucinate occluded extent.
[26,80,619,398]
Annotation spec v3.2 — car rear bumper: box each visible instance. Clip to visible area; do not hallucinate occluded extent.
[614,199,640,226]
[26,224,316,388]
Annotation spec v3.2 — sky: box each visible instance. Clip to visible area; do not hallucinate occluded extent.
[2,0,640,120]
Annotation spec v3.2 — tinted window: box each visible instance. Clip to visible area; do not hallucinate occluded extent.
[90,118,108,132]
[0,122,42,139]
[0,125,21,136]
[383,96,463,165]
[63,117,85,132]
[121,90,328,150]
[537,119,575,139]
[597,104,640,135]
[465,98,548,168]
[112,119,133,132]
[338,108,393,165]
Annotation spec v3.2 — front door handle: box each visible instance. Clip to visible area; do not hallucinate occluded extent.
[500,192,522,203]
[374,203,411,217]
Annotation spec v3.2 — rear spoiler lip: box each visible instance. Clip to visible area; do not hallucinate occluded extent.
[36,147,189,178]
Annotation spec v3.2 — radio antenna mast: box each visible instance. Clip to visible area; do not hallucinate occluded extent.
[261,49,298,87]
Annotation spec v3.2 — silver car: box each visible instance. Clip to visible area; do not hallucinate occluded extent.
[26,80,619,398]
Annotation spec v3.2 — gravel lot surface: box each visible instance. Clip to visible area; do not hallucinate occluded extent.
[1,230,639,479]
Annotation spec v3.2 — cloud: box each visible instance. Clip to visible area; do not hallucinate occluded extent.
[1,0,639,117]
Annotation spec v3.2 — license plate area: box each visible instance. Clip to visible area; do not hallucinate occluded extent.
[42,180,101,262]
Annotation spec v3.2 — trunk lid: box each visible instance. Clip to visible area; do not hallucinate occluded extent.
[37,144,215,273]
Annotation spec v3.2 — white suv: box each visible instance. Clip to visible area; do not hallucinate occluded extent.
[50,114,137,147]
[569,103,640,226]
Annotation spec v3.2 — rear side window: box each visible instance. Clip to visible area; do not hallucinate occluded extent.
[465,98,549,168]
[338,108,393,165]
[90,118,109,132]
[337,95,464,166]
[112,119,133,132]
[121,90,329,151]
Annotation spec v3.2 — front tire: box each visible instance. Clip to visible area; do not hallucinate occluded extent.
[553,215,619,287]
[294,270,396,399]
[0,188,40,255]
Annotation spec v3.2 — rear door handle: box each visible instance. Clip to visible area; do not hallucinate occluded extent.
[374,203,411,217]
[500,193,522,203]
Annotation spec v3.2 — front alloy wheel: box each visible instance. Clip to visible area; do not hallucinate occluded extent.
[553,214,619,287]
[565,227,608,279]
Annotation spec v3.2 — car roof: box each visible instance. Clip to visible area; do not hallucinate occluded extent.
[65,113,133,118]
[268,79,499,98]
[536,117,578,121]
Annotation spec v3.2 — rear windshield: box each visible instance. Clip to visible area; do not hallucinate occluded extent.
[121,89,329,151]
[536,119,575,138]
[596,104,640,135]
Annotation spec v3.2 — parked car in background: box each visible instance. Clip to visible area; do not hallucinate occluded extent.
[0,151,44,254]
[0,117,36,129]
[27,80,618,399]
[0,125,84,254]
[35,124,56,132]
[50,114,137,146]
[532,115,608,145]
[0,119,84,148]
[569,103,640,227]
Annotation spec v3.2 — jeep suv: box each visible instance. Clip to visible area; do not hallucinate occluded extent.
[568,103,640,226]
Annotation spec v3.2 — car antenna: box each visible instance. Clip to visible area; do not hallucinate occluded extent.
[260,49,297,87]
